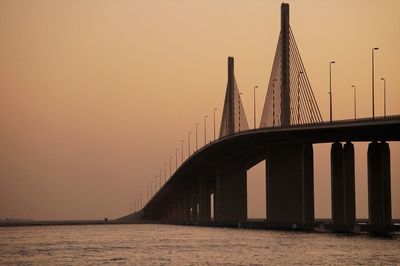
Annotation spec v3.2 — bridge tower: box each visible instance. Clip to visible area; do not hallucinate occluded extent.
[219,57,249,137]
[264,3,318,228]
[260,3,323,127]
[280,3,290,126]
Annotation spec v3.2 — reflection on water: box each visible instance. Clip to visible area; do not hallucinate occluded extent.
[0,224,400,265]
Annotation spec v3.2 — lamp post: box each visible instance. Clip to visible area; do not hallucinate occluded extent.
[204,115,208,145]
[238,92,243,132]
[329,61,335,123]
[297,71,303,124]
[351,85,357,120]
[159,169,162,187]
[253,85,258,129]
[195,123,199,151]
[213,108,217,141]
[188,131,191,156]
[140,190,142,209]
[151,180,153,197]
[272,79,277,126]
[154,176,157,192]
[381,78,386,117]
[164,163,167,183]
[181,139,184,164]
[175,148,178,170]
[372,47,379,119]
[169,156,172,176]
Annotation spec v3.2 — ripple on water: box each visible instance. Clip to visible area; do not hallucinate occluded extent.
[0,224,400,265]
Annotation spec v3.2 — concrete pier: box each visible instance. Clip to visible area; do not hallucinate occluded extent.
[215,163,247,222]
[266,143,314,226]
[368,141,391,227]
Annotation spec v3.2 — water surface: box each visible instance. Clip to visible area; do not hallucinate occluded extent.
[1,224,400,265]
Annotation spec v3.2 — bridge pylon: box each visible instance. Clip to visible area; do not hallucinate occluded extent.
[260,3,323,127]
[219,57,249,137]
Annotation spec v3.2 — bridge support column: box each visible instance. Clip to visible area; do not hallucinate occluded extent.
[198,177,208,223]
[183,190,191,224]
[331,142,356,227]
[331,142,344,225]
[343,142,356,225]
[191,179,199,223]
[368,141,391,227]
[266,143,314,227]
[215,163,247,223]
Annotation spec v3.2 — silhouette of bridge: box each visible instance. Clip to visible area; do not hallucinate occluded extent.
[121,3,400,233]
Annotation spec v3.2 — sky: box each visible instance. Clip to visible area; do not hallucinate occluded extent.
[0,0,399,220]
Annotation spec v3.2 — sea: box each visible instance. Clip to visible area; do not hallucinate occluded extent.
[1,224,400,265]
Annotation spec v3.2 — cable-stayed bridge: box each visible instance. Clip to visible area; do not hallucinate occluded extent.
[120,3,400,233]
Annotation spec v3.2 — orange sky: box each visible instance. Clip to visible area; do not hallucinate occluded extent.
[0,0,399,220]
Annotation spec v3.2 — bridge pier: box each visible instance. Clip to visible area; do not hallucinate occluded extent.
[198,177,210,222]
[191,179,199,224]
[183,190,191,224]
[215,162,247,223]
[368,141,391,228]
[330,142,356,227]
[266,143,314,227]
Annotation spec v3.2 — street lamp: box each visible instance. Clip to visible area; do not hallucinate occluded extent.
[213,108,217,141]
[154,175,158,192]
[159,169,162,187]
[238,92,243,132]
[329,61,335,123]
[181,139,184,164]
[297,71,303,124]
[381,78,386,117]
[204,115,208,145]
[195,123,199,151]
[188,131,191,156]
[169,156,172,176]
[175,148,178,170]
[351,85,357,120]
[164,163,167,183]
[273,79,278,126]
[253,85,258,129]
[372,47,379,119]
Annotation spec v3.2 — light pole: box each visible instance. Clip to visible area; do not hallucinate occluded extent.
[238,92,243,132]
[169,156,172,177]
[213,108,217,141]
[140,190,142,209]
[253,85,258,129]
[329,61,335,123]
[181,139,184,164]
[204,115,208,145]
[273,79,277,126]
[151,180,153,197]
[381,77,386,117]
[195,123,199,151]
[175,148,178,170]
[159,169,162,187]
[164,163,167,183]
[351,85,357,120]
[372,47,379,119]
[297,71,303,124]
[154,176,157,192]
[188,131,191,156]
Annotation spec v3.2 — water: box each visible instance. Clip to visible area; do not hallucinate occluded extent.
[1,224,400,265]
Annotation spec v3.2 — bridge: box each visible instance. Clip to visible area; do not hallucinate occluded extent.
[121,3,400,233]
